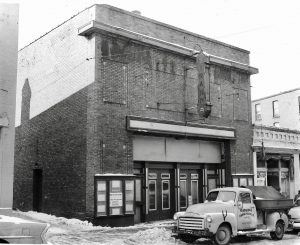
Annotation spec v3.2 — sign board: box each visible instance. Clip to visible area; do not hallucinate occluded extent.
[109,192,123,207]
[149,173,157,179]
[191,174,198,180]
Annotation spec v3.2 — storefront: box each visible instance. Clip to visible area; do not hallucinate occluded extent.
[253,125,300,199]
[256,154,293,198]
[128,117,234,222]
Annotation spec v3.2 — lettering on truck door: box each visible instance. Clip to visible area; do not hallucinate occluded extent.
[237,191,257,230]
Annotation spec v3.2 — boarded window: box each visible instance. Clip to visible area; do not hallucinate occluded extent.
[101,59,127,105]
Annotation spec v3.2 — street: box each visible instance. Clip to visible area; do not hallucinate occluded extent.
[18,211,300,245]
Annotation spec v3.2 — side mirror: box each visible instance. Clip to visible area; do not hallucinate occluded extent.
[237,201,243,209]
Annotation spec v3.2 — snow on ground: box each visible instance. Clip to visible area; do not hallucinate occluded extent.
[13,211,300,245]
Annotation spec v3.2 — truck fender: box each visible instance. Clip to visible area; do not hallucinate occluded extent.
[207,213,238,236]
[266,212,288,231]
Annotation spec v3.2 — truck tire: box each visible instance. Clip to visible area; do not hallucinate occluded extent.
[213,225,231,245]
[270,221,284,240]
[178,234,198,244]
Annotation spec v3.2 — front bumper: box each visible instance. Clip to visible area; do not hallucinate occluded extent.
[172,227,213,238]
[289,219,300,230]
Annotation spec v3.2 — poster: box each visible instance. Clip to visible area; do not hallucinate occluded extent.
[110,192,123,207]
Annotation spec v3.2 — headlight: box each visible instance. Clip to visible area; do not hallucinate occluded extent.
[206,215,213,223]
[173,212,185,220]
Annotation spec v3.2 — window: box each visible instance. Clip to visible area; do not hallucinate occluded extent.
[149,180,157,210]
[191,180,199,204]
[125,180,134,214]
[180,180,187,208]
[206,191,236,202]
[239,192,251,203]
[273,122,280,127]
[255,104,261,120]
[109,180,123,215]
[272,100,279,117]
[96,181,107,216]
[162,180,170,210]
[135,179,142,202]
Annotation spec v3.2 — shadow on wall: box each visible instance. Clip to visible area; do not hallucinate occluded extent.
[21,78,31,124]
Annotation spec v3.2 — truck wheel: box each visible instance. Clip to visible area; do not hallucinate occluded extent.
[213,225,231,245]
[270,221,284,240]
[178,234,198,244]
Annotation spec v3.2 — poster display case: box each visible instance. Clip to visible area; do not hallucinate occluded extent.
[94,175,135,226]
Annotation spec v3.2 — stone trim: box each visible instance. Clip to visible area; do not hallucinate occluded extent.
[78,21,258,75]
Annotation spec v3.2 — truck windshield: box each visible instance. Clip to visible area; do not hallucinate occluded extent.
[206,191,236,202]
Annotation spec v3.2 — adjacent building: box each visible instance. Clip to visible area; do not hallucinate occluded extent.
[14,4,258,226]
[252,89,300,198]
[0,3,19,211]
[252,88,300,130]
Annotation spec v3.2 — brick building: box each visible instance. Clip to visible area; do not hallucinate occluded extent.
[14,4,258,226]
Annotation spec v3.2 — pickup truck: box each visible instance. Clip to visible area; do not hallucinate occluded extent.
[172,187,293,245]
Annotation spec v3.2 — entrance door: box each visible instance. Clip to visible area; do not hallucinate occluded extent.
[147,169,175,221]
[267,171,280,192]
[33,169,43,212]
[179,170,202,210]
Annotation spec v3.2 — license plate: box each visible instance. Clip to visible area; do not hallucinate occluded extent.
[185,230,194,234]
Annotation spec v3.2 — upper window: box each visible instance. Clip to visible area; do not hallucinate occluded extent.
[272,100,279,117]
[255,104,261,120]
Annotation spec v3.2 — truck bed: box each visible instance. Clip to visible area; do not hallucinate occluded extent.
[254,199,293,211]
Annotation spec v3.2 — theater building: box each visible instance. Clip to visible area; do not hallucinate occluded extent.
[14,4,258,226]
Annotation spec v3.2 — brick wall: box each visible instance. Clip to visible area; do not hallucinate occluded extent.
[14,7,95,218]
[94,4,250,64]
[14,87,88,218]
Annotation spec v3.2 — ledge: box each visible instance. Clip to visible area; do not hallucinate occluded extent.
[78,21,258,75]
[126,116,236,140]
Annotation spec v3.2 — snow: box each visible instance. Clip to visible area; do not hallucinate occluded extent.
[11,210,300,245]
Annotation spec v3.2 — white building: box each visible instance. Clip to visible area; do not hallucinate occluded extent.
[252,88,300,130]
[0,3,19,210]
[252,89,300,198]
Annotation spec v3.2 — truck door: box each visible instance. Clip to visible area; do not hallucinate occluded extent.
[237,191,257,230]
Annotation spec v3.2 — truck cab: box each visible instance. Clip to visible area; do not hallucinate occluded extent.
[172,187,292,245]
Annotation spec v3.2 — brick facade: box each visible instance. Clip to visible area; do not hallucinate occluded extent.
[14,4,257,223]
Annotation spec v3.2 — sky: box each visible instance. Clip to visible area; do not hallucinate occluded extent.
[1,0,300,100]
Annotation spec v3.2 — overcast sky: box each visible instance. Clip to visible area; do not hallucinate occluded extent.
[2,0,300,100]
